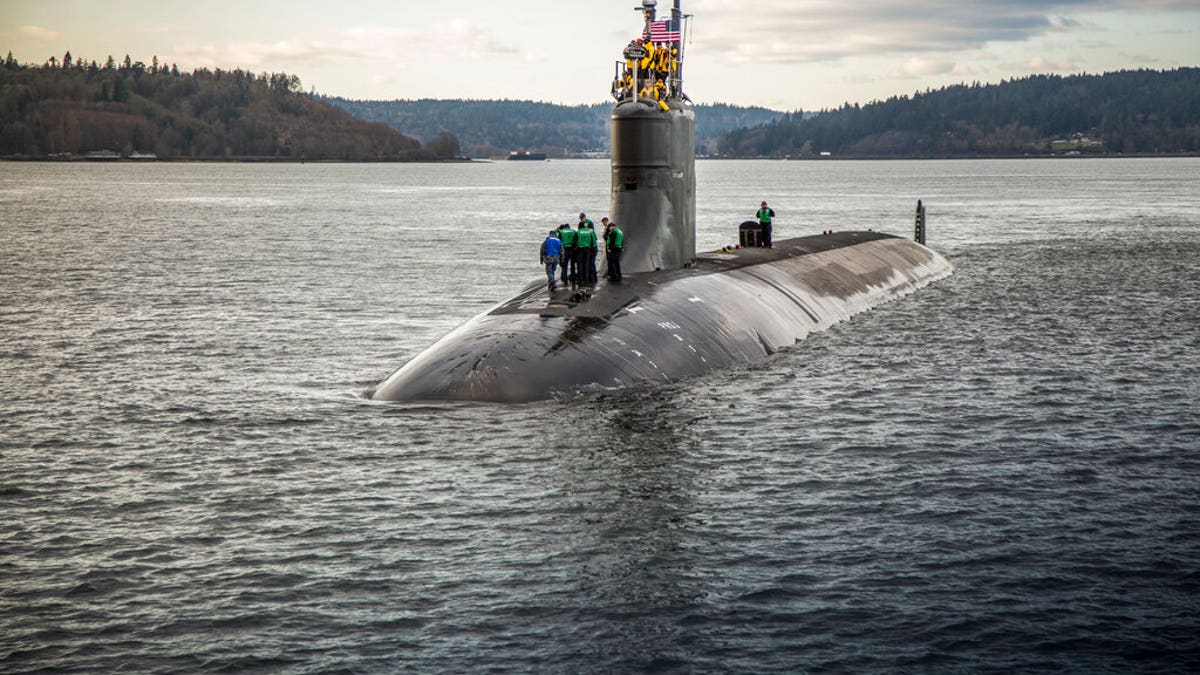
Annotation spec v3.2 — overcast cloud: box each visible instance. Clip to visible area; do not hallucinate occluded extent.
[2,0,1197,108]
[690,0,1194,63]
[75,0,1199,72]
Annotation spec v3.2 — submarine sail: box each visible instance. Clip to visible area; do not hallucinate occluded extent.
[610,0,694,273]
[369,1,952,403]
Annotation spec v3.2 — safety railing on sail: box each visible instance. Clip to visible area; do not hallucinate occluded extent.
[611,0,689,105]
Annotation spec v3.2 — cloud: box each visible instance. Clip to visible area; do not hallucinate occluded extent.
[172,20,524,70]
[369,73,399,86]
[1046,15,1083,31]
[1016,56,1078,71]
[951,62,986,77]
[125,25,176,35]
[16,25,60,41]
[688,0,1199,64]
[893,56,957,78]
[437,19,521,57]
[1118,52,1162,65]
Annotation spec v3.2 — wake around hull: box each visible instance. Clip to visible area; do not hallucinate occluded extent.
[370,231,952,403]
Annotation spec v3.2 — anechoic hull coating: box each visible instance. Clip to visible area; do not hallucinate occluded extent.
[370,232,952,403]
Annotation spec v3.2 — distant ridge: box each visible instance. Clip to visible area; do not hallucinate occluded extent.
[322,97,783,157]
[718,68,1200,158]
[0,52,428,160]
[7,52,1193,161]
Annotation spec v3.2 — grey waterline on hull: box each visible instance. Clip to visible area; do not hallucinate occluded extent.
[370,231,953,403]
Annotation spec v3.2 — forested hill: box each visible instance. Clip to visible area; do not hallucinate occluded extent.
[719,68,1200,158]
[323,97,782,157]
[0,52,427,160]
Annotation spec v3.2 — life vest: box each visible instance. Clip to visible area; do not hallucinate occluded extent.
[654,45,670,75]
[576,226,597,248]
[607,226,624,249]
[638,42,656,71]
[559,227,578,247]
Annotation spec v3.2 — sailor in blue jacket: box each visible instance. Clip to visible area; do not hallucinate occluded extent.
[539,229,563,290]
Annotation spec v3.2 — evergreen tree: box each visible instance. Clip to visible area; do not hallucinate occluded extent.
[112,76,129,102]
[427,131,462,158]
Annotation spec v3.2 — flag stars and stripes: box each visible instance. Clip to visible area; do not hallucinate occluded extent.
[649,19,681,43]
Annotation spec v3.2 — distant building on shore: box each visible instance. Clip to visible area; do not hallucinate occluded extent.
[508,151,547,161]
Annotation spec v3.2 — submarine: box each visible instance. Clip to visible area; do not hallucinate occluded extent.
[371,0,952,404]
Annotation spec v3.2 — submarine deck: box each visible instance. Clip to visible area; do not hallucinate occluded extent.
[495,230,898,320]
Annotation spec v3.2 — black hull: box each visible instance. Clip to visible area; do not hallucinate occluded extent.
[371,231,952,403]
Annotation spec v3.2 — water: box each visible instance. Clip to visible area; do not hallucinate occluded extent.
[2,159,1198,672]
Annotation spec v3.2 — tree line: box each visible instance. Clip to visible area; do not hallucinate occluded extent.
[0,51,430,160]
[322,97,783,157]
[8,50,1193,161]
[718,68,1200,158]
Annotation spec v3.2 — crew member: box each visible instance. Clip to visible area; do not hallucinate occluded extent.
[756,201,775,248]
[638,41,656,73]
[603,217,624,282]
[557,223,577,284]
[576,213,598,285]
[540,229,562,291]
[600,217,613,279]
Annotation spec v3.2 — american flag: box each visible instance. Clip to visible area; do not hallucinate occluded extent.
[649,19,681,43]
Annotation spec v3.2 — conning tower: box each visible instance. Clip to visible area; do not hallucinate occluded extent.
[609,0,694,273]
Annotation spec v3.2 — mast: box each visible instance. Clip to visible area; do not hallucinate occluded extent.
[672,0,684,99]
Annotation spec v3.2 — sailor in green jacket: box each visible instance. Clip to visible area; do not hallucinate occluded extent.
[576,213,598,284]
[756,201,775,248]
[557,223,577,284]
[603,217,624,282]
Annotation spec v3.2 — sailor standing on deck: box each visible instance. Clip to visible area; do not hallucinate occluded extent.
[557,223,577,285]
[603,217,624,283]
[540,229,563,291]
[756,201,775,248]
[576,213,598,285]
[600,217,613,279]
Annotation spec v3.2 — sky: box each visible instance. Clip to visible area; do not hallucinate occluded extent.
[2,0,1199,111]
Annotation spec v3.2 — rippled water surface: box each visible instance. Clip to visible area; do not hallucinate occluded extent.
[3,159,1199,672]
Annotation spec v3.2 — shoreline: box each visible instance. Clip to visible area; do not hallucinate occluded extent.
[0,156,482,164]
[4,153,1198,163]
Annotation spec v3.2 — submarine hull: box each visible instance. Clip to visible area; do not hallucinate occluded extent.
[370,232,952,403]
